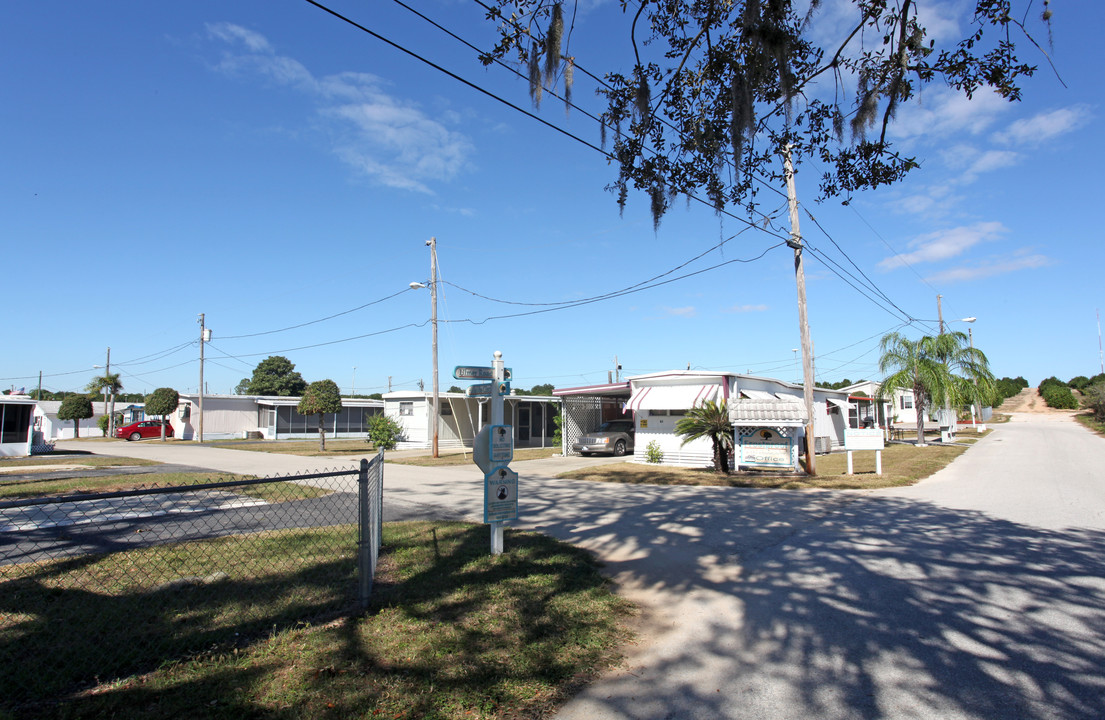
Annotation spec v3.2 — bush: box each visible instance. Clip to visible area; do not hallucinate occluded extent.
[97,415,110,436]
[1042,384,1079,409]
[644,440,664,464]
[1038,376,1066,397]
[367,414,404,450]
[1083,382,1105,422]
[1069,375,1093,391]
[552,411,564,448]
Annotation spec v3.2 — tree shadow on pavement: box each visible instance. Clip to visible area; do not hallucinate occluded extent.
[507,481,1105,720]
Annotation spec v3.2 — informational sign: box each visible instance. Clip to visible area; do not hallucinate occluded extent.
[466,381,510,397]
[454,366,512,381]
[489,424,513,464]
[484,466,518,523]
[738,427,797,468]
[845,428,885,450]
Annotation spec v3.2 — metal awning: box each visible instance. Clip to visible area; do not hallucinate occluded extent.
[730,399,809,426]
[827,398,852,411]
[774,392,802,402]
[626,384,720,412]
[739,389,777,401]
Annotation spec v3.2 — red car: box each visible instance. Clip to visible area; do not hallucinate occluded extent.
[116,420,173,441]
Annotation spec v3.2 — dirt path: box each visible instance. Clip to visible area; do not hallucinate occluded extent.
[999,387,1080,422]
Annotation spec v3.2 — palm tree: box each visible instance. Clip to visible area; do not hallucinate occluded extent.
[877,331,996,445]
[674,399,734,473]
[86,372,123,437]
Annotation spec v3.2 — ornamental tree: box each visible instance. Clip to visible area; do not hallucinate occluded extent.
[245,356,307,396]
[481,1,1056,224]
[298,379,343,451]
[57,394,94,439]
[145,387,180,441]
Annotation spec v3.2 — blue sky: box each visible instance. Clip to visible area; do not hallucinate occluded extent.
[3,0,1101,398]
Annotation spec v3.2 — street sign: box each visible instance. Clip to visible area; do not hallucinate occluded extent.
[490,424,513,464]
[466,381,510,397]
[454,365,512,380]
[484,466,518,523]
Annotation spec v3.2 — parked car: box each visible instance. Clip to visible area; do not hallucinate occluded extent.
[116,419,173,441]
[573,419,635,457]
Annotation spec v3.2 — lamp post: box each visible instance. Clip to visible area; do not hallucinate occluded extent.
[352,366,357,397]
[410,236,439,457]
[959,317,983,431]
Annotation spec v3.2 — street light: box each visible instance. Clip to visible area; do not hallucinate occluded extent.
[956,317,982,430]
[410,237,439,457]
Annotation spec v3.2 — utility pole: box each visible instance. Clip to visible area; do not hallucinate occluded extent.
[388,376,393,393]
[614,355,621,383]
[36,371,42,401]
[937,295,945,335]
[104,347,113,437]
[352,366,357,397]
[1098,309,1103,375]
[198,314,207,443]
[784,145,816,475]
[428,237,440,458]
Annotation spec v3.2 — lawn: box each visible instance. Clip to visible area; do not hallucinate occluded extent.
[2,521,632,719]
[0,453,161,469]
[387,447,561,467]
[0,471,331,502]
[559,440,975,490]
[205,438,375,456]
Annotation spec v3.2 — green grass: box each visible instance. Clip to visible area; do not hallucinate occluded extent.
[0,472,330,502]
[1075,411,1105,437]
[205,438,377,456]
[1,522,632,719]
[387,447,560,467]
[560,440,974,490]
[0,454,161,469]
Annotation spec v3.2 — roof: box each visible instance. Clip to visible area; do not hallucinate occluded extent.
[729,399,809,426]
[553,382,631,397]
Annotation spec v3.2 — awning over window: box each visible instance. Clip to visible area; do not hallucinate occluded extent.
[827,398,852,411]
[625,384,720,412]
[739,389,777,401]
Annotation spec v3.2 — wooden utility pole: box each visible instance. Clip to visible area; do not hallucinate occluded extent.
[429,237,440,458]
[784,146,816,475]
[198,313,206,443]
[937,295,945,335]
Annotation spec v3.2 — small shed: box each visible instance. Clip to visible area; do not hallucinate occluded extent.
[0,396,36,457]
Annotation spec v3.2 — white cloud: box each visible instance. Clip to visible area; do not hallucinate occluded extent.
[879,221,1006,270]
[205,23,472,193]
[993,106,1092,146]
[890,88,1012,142]
[924,254,1052,283]
[723,304,769,313]
[661,306,697,318]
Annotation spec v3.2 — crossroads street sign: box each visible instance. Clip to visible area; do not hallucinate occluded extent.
[454,365,512,381]
[484,466,518,523]
[466,382,510,397]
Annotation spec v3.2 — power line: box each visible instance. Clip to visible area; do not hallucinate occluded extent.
[218,288,415,340]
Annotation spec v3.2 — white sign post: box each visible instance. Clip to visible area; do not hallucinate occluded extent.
[844,428,885,475]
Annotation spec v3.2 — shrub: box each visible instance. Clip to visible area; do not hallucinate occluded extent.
[97,415,110,436]
[367,414,404,450]
[1038,376,1066,397]
[1042,384,1078,409]
[1083,382,1105,422]
[644,440,664,464]
[1069,375,1093,391]
[552,411,564,448]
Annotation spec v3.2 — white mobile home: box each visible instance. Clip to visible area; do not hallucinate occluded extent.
[383,391,560,451]
[172,394,384,441]
[622,371,853,468]
[32,399,140,440]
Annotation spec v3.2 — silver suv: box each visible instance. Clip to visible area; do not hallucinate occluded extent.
[573,419,635,457]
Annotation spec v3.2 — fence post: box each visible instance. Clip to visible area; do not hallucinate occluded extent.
[357,457,372,610]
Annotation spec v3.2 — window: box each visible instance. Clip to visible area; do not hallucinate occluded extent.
[1,404,32,443]
[650,409,686,416]
[900,393,913,410]
[399,402,414,416]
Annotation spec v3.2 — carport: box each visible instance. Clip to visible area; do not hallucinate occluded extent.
[552,382,631,455]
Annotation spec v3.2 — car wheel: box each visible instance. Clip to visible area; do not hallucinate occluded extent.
[129,432,142,441]
[613,440,626,457]
[580,452,592,457]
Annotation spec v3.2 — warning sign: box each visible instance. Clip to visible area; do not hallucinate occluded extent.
[484,466,518,523]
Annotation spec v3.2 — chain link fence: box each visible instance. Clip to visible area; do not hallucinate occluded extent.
[0,452,383,713]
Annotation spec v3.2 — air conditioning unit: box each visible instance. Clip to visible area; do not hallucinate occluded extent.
[815,436,832,454]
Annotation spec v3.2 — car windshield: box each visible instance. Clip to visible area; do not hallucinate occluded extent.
[597,421,632,433]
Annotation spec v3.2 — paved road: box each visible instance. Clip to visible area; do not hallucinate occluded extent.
[50,421,1105,719]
